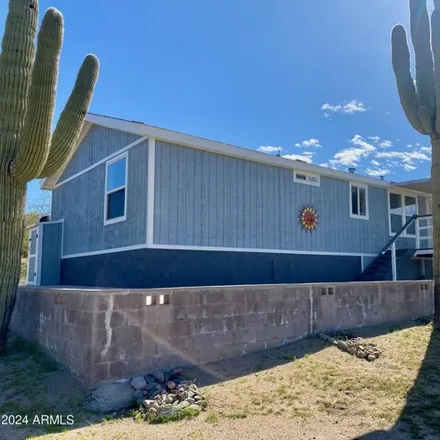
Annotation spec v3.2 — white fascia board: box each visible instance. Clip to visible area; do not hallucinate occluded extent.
[85,113,391,189]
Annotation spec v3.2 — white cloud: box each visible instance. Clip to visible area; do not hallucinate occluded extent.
[351,134,376,149]
[370,160,380,166]
[366,168,391,177]
[329,134,376,167]
[404,164,417,172]
[321,100,367,118]
[420,146,432,153]
[319,162,338,170]
[282,152,315,164]
[375,149,430,172]
[367,136,392,148]
[295,138,322,148]
[375,150,430,163]
[257,145,283,154]
[379,140,393,148]
[368,136,380,143]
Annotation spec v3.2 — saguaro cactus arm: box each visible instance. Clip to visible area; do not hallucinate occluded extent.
[9,8,63,182]
[391,25,427,134]
[0,0,37,137]
[419,105,435,133]
[392,0,440,329]
[409,0,436,118]
[38,54,99,179]
[431,9,440,131]
[0,0,98,355]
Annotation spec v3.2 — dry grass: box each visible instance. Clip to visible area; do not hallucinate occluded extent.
[1,320,440,440]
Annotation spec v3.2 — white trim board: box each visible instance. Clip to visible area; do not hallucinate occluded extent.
[26,227,38,285]
[61,243,378,260]
[42,113,431,194]
[149,244,378,257]
[53,136,147,189]
[35,223,44,286]
[415,249,433,257]
[40,220,64,225]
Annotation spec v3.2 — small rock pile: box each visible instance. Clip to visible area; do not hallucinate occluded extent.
[130,368,207,421]
[319,333,382,362]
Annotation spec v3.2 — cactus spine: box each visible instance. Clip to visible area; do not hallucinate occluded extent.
[392,0,440,327]
[0,0,99,354]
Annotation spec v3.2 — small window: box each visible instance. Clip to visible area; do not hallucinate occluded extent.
[104,154,127,225]
[350,183,368,220]
[294,171,320,187]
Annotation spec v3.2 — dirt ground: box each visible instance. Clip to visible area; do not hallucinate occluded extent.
[1,319,439,440]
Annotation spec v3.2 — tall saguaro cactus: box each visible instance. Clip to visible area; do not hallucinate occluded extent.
[0,0,99,353]
[392,0,440,327]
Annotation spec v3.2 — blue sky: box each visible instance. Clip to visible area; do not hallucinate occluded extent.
[0,0,434,210]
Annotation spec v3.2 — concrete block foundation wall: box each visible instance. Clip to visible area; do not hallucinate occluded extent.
[11,281,434,387]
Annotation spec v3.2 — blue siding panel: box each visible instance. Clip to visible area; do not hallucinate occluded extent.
[61,248,363,288]
[153,141,393,254]
[398,258,423,281]
[40,223,62,285]
[60,126,141,181]
[52,140,149,255]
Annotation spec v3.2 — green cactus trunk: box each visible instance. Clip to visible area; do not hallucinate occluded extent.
[0,139,26,355]
[0,217,24,354]
[392,1,440,328]
[0,0,98,354]
[432,138,440,327]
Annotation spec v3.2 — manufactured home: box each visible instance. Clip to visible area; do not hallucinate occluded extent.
[26,113,434,288]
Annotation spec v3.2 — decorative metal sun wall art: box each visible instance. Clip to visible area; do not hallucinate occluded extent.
[300,206,318,232]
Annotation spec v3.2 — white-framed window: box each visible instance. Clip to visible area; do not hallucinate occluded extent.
[293,171,320,187]
[389,192,417,236]
[104,153,128,225]
[349,183,369,220]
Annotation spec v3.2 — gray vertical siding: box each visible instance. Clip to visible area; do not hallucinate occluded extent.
[51,127,432,261]
[424,259,433,279]
[397,258,423,281]
[52,140,149,255]
[154,141,394,254]
[60,126,141,181]
[40,223,62,285]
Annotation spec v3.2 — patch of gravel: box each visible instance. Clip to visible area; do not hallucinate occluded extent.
[132,369,207,422]
[319,333,382,361]
[84,367,207,422]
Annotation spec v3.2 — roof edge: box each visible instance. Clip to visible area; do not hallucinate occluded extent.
[41,112,430,193]
[83,113,392,189]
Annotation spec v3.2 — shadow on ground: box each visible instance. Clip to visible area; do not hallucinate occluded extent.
[185,319,431,389]
[355,318,440,440]
[0,333,331,440]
